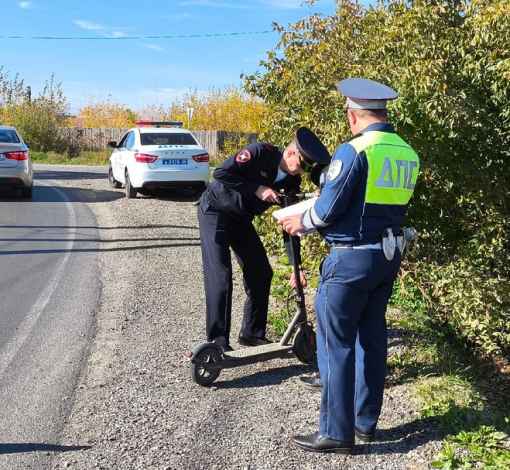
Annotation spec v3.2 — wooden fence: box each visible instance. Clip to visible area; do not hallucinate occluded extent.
[60,127,259,158]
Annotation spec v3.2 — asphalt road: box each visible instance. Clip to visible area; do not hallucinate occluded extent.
[0,166,103,469]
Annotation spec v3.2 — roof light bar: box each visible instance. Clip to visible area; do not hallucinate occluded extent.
[135,121,184,128]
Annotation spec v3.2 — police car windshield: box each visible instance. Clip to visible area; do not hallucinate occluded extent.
[140,132,198,146]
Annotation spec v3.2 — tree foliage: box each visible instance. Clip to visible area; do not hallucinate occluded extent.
[137,86,266,157]
[0,70,72,153]
[78,96,137,128]
[139,86,266,134]
[155,86,265,133]
[244,0,510,355]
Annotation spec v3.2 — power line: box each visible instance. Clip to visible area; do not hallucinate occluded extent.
[0,30,276,40]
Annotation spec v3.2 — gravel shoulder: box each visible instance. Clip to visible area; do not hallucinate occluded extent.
[52,175,444,470]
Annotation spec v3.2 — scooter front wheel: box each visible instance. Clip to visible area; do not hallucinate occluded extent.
[292,327,317,364]
[189,347,222,386]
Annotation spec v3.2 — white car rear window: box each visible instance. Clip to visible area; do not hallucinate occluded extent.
[0,130,20,143]
[140,133,198,146]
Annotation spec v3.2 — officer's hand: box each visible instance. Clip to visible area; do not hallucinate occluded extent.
[279,214,303,236]
[290,269,307,289]
[255,185,281,203]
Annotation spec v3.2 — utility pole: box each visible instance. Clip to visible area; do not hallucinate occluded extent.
[187,107,194,130]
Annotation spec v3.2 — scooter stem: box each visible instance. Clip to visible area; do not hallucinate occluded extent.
[279,192,308,344]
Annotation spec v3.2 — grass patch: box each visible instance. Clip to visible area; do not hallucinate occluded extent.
[267,264,295,336]
[267,307,292,338]
[209,156,225,168]
[387,279,510,470]
[266,260,319,338]
[31,150,110,165]
[420,375,510,469]
[270,265,293,300]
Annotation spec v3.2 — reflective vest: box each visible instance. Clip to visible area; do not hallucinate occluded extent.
[349,131,420,207]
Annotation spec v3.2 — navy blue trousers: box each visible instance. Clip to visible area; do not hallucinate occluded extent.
[197,202,273,346]
[315,246,401,441]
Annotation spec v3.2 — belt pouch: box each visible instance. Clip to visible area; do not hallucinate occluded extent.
[396,229,404,252]
[382,228,396,261]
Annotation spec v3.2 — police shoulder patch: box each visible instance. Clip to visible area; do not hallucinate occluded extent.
[235,149,252,163]
[327,159,343,181]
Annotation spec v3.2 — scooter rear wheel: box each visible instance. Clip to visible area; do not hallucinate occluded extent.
[189,347,222,386]
[292,327,317,364]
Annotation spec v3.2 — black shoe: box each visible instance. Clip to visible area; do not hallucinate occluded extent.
[355,426,375,442]
[219,344,233,354]
[238,332,272,347]
[291,432,354,454]
[298,375,323,390]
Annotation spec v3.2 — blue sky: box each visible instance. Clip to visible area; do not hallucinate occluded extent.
[2,0,340,115]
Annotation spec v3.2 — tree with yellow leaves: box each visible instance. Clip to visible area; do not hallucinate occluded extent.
[138,86,265,133]
[78,95,137,128]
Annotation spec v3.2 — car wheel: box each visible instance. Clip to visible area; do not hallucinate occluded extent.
[108,165,122,189]
[125,170,137,198]
[21,185,33,199]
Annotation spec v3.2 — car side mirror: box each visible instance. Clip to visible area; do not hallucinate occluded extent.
[107,141,118,149]
[25,143,31,149]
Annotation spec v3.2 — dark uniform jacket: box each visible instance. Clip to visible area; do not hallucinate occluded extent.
[203,142,301,221]
[201,141,302,262]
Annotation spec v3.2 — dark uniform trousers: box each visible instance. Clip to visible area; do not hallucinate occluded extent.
[315,246,401,441]
[198,199,273,346]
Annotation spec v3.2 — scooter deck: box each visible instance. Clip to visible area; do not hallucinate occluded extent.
[225,342,293,359]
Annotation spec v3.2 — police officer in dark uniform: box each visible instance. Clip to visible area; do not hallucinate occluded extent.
[279,79,420,454]
[198,127,331,353]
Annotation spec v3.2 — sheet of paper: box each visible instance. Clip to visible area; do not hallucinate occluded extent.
[272,196,318,237]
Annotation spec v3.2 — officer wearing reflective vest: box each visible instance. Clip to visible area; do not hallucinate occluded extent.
[279,78,420,454]
[198,127,330,353]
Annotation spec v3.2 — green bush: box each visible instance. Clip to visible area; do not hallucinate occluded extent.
[8,104,68,154]
[222,132,250,158]
[1,72,79,156]
[245,0,510,356]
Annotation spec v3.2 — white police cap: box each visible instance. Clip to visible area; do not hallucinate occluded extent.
[338,78,398,110]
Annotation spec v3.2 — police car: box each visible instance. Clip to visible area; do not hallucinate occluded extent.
[107,121,210,198]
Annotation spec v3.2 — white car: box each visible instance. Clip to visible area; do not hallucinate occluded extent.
[107,122,210,198]
[0,125,33,198]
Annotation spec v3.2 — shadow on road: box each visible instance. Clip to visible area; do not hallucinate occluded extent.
[35,168,106,181]
[0,182,200,205]
[0,443,91,454]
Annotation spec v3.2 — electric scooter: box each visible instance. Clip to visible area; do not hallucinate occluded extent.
[187,191,317,386]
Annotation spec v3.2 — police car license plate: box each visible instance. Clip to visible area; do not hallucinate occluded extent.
[163,159,187,165]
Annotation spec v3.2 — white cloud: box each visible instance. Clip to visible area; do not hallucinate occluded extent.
[142,44,166,52]
[73,21,136,38]
[73,20,107,31]
[19,2,36,9]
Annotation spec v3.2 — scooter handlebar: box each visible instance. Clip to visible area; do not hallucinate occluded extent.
[278,190,316,202]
